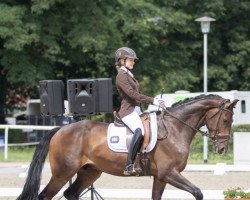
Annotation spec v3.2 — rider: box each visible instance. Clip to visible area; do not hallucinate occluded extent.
[115,47,165,175]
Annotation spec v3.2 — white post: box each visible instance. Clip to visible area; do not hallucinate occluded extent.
[203,33,208,163]
[4,126,9,160]
[195,16,215,164]
[204,33,208,94]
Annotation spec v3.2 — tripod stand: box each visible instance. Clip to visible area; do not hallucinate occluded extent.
[80,184,104,200]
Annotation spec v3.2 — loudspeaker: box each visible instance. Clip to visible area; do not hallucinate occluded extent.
[67,79,97,115]
[67,78,113,115]
[96,78,113,113]
[39,80,65,116]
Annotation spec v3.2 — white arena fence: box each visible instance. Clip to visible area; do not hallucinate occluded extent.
[0,125,58,160]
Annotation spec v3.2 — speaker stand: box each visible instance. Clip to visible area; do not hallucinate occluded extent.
[80,184,104,200]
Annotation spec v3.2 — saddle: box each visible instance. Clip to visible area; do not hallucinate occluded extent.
[113,111,153,176]
[113,111,150,150]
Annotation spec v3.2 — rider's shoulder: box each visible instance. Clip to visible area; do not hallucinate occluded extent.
[116,70,127,79]
[117,68,127,74]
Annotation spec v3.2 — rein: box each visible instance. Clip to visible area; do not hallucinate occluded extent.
[162,108,209,137]
[160,99,233,142]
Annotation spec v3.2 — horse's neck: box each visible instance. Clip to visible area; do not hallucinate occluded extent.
[170,99,221,142]
[175,99,220,126]
[174,107,206,128]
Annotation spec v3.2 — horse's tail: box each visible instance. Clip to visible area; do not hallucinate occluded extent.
[17,127,61,200]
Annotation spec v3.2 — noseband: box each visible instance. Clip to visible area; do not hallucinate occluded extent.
[162,99,233,143]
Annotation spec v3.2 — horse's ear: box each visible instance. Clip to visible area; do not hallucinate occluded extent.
[227,99,239,109]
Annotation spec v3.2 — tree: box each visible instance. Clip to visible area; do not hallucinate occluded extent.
[0,0,249,117]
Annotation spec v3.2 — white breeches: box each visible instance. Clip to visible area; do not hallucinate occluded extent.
[121,106,144,136]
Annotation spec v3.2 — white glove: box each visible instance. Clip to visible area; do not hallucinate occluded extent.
[153,98,166,109]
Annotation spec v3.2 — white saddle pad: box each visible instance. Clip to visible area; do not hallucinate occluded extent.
[107,112,158,153]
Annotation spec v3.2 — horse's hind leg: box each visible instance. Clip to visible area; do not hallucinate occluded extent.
[64,165,102,200]
[152,176,167,200]
[38,176,70,200]
[38,164,78,200]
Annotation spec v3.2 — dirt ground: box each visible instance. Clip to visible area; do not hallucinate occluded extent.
[0,162,250,200]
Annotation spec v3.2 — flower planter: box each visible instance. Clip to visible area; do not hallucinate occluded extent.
[223,187,250,199]
[225,199,250,200]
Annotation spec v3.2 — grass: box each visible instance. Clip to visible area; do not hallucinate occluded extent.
[188,152,233,164]
[0,147,35,162]
[188,133,234,164]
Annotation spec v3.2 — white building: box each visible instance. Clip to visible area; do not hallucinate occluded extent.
[148,90,250,125]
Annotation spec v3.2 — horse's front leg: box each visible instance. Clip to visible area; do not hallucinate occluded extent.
[152,176,167,200]
[160,169,203,200]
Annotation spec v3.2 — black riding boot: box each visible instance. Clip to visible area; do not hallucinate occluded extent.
[124,128,144,176]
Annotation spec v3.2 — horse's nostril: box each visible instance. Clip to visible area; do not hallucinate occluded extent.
[219,147,227,154]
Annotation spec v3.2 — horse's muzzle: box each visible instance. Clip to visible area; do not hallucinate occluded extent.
[215,146,228,154]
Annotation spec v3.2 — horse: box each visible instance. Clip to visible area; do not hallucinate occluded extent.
[17,94,238,200]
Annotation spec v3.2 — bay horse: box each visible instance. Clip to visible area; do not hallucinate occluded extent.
[17,94,238,200]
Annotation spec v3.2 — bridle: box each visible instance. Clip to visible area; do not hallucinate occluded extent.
[160,99,234,143]
[202,99,233,143]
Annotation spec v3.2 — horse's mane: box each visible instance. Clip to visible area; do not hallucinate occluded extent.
[171,94,223,108]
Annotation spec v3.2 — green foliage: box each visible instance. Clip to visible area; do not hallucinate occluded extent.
[8,129,24,143]
[232,124,250,132]
[0,4,37,51]
[0,0,249,113]
[189,124,250,164]
[223,187,250,199]
[189,130,233,164]
[0,129,24,144]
